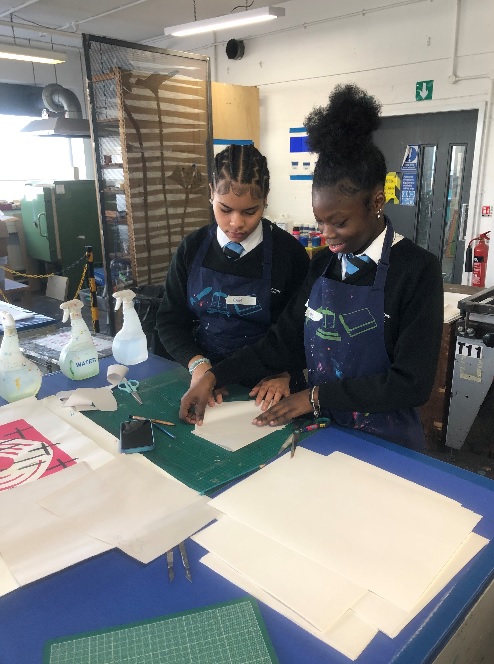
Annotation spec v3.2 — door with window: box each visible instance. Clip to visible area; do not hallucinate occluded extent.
[374,110,477,283]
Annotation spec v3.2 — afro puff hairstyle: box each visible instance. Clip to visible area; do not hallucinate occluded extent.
[304,84,387,197]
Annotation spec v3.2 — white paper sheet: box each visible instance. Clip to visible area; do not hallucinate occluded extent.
[325,450,461,507]
[40,455,212,563]
[56,387,118,412]
[118,500,219,564]
[193,516,367,632]
[0,554,19,597]
[0,301,34,321]
[41,395,120,455]
[193,400,285,450]
[0,463,112,587]
[0,397,113,492]
[209,449,482,610]
[352,532,489,637]
[201,553,378,661]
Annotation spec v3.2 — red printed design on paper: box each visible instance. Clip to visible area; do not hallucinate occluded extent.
[0,419,78,491]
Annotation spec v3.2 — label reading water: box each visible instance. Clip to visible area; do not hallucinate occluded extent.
[75,357,98,368]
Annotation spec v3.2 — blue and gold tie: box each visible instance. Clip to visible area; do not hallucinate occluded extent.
[341,253,372,279]
[223,241,244,259]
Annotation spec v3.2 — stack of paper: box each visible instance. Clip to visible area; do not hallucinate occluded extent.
[193,449,488,660]
[443,290,471,323]
[0,398,217,596]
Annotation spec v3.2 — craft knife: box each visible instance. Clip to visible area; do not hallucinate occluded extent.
[179,541,192,583]
[166,549,174,582]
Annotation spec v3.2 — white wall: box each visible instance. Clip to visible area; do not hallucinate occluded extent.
[159,0,494,286]
[3,1,493,283]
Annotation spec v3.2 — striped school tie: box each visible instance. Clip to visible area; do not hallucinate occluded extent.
[223,241,244,259]
[341,253,372,279]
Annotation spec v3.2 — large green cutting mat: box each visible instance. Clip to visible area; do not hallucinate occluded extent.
[85,369,293,495]
[44,598,279,664]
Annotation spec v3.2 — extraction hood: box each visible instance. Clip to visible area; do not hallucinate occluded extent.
[22,83,91,138]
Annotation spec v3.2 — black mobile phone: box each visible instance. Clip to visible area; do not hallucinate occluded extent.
[119,418,155,454]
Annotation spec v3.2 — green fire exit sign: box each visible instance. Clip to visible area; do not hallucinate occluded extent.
[416,80,434,101]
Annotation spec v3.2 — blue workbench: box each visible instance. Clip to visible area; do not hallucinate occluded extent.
[1,355,493,664]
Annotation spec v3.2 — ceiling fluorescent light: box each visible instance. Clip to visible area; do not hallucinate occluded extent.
[0,43,66,64]
[165,6,285,37]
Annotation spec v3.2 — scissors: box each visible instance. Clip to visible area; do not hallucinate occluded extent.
[277,418,331,458]
[277,429,301,458]
[117,378,143,405]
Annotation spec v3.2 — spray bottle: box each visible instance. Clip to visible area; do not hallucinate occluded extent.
[112,289,148,365]
[59,300,99,380]
[0,312,42,402]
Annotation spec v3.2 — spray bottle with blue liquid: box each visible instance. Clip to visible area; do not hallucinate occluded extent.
[0,312,42,401]
[59,299,99,380]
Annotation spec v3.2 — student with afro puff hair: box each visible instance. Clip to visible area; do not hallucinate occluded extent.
[179,85,444,451]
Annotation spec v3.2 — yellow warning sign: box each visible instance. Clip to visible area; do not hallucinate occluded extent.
[385,172,400,204]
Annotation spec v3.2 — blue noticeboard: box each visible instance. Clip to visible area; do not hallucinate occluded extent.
[400,172,417,206]
[401,145,419,173]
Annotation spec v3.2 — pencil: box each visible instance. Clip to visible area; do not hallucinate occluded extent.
[152,423,176,439]
[130,415,175,427]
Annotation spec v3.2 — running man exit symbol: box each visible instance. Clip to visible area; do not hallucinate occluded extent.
[416,80,434,101]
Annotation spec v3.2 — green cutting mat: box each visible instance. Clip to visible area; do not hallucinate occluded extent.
[85,368,294,495]
[43,598,279,664]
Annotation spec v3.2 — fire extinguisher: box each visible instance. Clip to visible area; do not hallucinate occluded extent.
[465,231,490,287]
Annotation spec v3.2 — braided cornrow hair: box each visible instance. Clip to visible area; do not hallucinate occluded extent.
[304,84,387,199]
[212,144,270,200]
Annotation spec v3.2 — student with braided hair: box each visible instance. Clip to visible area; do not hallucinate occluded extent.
[179,86,444,450]
[156,143,309,398]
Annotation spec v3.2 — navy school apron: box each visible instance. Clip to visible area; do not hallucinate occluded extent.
[303,221,425,450]
[187,220,273,363]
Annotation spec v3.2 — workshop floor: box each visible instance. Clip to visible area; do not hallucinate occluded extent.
[15,289,494,484]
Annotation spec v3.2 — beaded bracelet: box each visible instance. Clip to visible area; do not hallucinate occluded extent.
[188,357,211,375]
[309,385,320,419]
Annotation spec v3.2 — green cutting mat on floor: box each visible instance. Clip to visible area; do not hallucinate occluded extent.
[43,598,279,664]
[85,368,295,495]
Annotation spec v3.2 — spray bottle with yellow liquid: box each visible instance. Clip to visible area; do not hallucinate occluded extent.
[0,312,42,401]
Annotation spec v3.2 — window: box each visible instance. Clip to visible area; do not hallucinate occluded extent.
[0,114,74,201]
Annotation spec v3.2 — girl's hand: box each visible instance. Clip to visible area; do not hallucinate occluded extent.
[190,360,211,386]
[180,371,216,424]
[249,372,291,410]
[252,390,312,426]
[190,362,228,407]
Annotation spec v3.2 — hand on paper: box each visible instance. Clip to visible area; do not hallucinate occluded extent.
[252,389,312,426]
[180,371,217,424]
[249,372,291,411]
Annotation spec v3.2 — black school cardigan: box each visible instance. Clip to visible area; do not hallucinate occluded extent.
[212,234,444,414]
[156,220,310,368]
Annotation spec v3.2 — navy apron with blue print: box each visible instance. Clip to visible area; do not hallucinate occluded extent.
[303,221,425,450]
[187,219,273,363]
